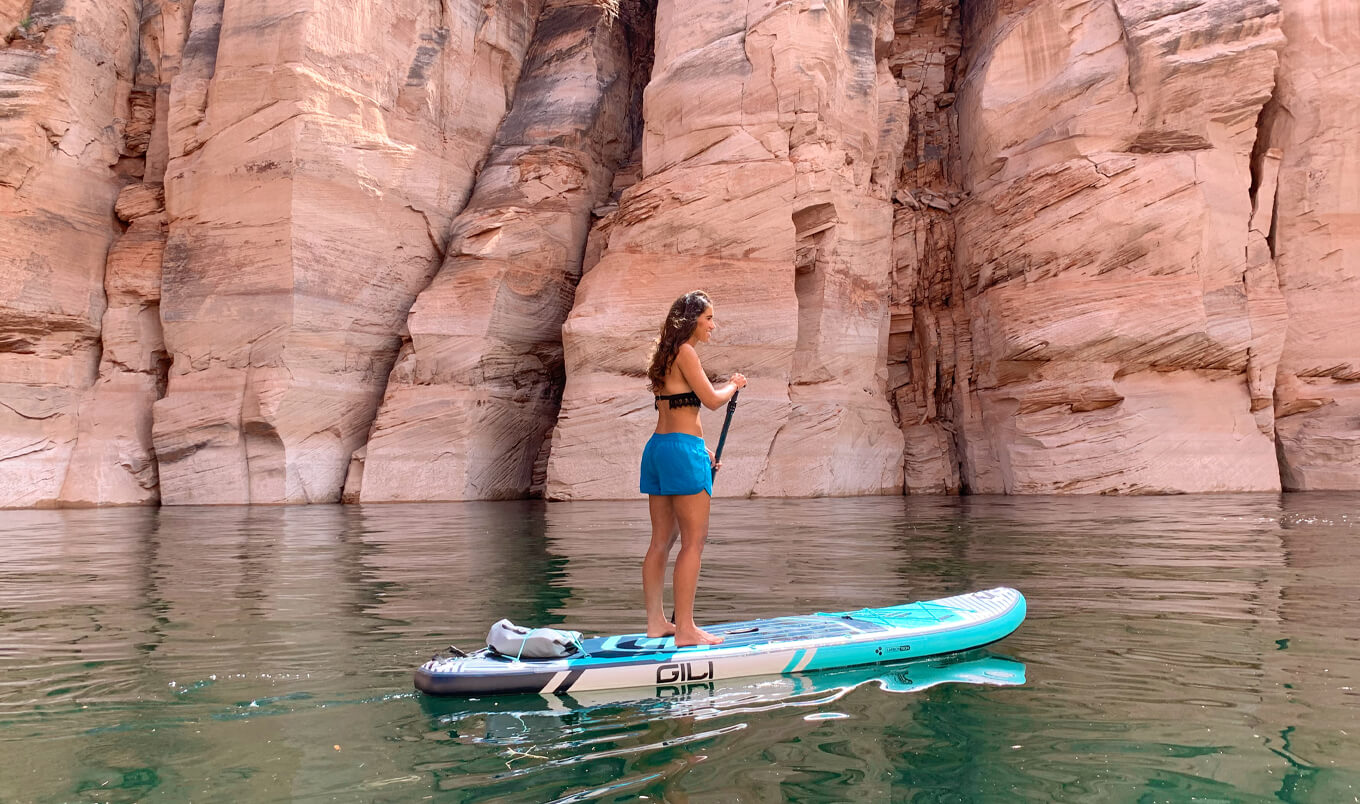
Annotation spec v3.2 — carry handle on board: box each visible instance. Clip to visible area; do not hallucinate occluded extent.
[712,389,738,479]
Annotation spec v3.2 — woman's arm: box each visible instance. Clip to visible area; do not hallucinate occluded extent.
[675,344,745,410]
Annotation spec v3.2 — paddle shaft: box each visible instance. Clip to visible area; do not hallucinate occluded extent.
[712,389,739,478]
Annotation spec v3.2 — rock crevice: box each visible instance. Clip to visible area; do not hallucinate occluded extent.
[351,0,655,503]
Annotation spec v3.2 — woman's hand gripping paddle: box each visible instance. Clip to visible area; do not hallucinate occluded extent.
[712,389,739,480]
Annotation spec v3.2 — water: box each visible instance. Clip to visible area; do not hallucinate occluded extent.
[1,495,1358,803]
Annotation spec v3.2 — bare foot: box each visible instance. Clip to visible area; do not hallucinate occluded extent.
[646,619,676,639]
[674,626,724,647]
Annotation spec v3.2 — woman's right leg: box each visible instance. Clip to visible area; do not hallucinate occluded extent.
[672,491,722,646]
[644,494,678,638]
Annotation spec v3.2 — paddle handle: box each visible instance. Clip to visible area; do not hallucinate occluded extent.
[712,389,739,477]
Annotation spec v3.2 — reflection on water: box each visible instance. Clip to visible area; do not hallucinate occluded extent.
[421,651,1026,741]
[0,495,1358,802]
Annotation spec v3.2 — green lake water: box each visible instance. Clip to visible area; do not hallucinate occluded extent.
[1,494,1357,802]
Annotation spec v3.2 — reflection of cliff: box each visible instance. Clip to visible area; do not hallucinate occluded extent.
[0,501,576,799]
[541,498,942,637]
[1,1,1357,507]
[0,506,313,800]
[1263,493,1360,799]
[934,494,1295,798]
[350,500,572,633]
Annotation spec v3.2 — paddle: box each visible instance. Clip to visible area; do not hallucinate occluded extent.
[712,389,739,479]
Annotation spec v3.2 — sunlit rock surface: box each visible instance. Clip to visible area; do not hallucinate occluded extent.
[940,0,1289,493]
[150,0,542,504]
[352,1,647,502]
[1,0,1357,507]
[0,2,140,507]
[58,3,189,506]
[1265,0,1360,490]
[545,0,906,500]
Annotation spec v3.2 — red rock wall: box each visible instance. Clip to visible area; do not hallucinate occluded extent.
[546,0,907,499]
[1265,0,1360,490]
[149,0,543,504]
[944,0,1289,493]
[1,1,141,507]
[60,2,186,505]
[1,0,1356,507]
[351,0,648,502]
[885,0,965,494]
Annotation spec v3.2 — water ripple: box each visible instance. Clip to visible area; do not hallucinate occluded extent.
[2,496,1359,801]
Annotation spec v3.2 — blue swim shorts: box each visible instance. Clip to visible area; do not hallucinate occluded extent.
[639,432,712,496]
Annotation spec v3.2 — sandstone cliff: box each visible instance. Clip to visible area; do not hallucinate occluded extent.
[546,0,907,500]
[352,0,650,503]
[2,2,141,507]
[1262,0,1360,489]
[951,0,1288,493]
[0,0,1356,506]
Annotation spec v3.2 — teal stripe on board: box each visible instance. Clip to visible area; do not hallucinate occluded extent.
[783,649,806,673]
[801,595,1027,673]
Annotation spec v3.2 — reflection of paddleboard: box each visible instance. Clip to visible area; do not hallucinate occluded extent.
[419,652,1026,740]
[415,587,1025,697]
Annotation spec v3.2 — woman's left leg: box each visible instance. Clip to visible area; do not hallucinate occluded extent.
[644,494,679,637]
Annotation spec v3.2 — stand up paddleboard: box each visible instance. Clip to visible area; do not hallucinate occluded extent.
[415,587,1025,697]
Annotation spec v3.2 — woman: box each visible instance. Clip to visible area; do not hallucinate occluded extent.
[640,290,747,647]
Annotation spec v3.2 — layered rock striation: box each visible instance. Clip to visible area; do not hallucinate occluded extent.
[60,2,188,506]
[1,2,141,507]
[352,0,651,502]
[546,0,907,499]
[884,0,965,494]
[1,0,1356,507]
[1262,0,1360,490]
[150,0,542,504]
[931,0,1292,493]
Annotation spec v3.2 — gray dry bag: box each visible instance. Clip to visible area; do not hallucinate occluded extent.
[486,619,583,660]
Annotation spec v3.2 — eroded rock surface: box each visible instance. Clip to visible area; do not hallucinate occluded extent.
[941,0,1289,493]
[151,0,542,504]
[884,0,965,494]
[0,2,140,507]
[1,0,1356,507]
[59,2,189,506]
[546,0,906,499]
[352,0,649,502]
[1264,0,1360,490]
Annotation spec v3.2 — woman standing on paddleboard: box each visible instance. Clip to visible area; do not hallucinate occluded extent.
[641,290,746,647]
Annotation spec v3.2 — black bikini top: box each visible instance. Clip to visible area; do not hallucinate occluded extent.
[655,391,701,410]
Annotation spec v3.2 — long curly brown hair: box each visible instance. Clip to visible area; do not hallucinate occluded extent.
[646,290,712,393]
